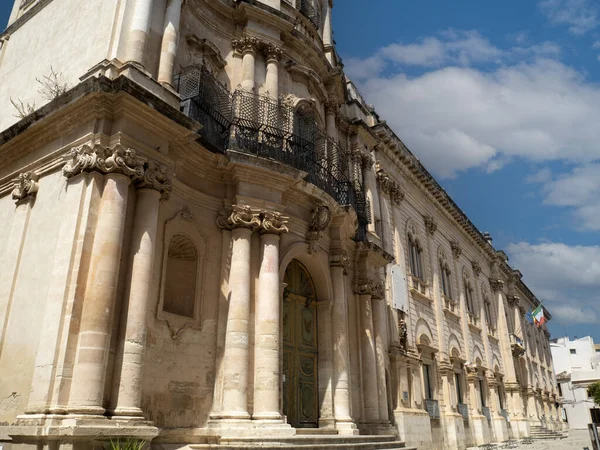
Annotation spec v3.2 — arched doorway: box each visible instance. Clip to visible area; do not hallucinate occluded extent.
[282,259,318,428]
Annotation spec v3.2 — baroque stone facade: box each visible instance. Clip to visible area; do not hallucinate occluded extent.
[0,1,563,449]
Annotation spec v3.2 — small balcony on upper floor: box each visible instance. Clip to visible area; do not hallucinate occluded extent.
[510,333,526,357]
[174,65,371,238]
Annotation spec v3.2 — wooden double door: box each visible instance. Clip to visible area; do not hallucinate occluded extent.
[282,260,318,428]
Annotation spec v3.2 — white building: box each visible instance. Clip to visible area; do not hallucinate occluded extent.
[551,336,600,429]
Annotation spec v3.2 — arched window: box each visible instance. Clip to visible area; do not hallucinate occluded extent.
[464,280,477,317]
[484,295,494,331]
[440,260,452,300]
[408,234,424,281]
[163,234,198,318]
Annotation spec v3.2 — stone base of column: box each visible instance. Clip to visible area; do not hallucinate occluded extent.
[206,418,295,438]
[334,419,359,435]
[491,416,509,441]
[509,416,530,438]
[358,421,397,436]
[8,415,158,450]
[108,406,146,419]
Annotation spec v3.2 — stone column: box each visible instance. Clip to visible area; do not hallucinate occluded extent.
[233,37,258,92]
[128,0,155,67]
[64,144,145,415]
[329,249,356,433]
[111,164,171,417]
[157,0,183,86]
[356,288,379,423]
[212,205,260,420]
[372,296,390,423]
[264,45,282,99]
[253,212,288,421]
[322,0,333,48]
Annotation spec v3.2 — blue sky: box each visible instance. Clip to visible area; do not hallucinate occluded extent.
[1,2,598,341]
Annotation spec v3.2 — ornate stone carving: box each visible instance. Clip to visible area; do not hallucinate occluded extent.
[472,261,482,277]
[216,204,261,231]
[465,363,478,375]
[450,241,462,259]
[375,161,404,205]
[231,36,260,54]
[490,279,505,293]
[11,171,39,203]
[263,43,283,62]
[136,162,172,200]
[329,248,350,275]
[307,204,332,254]
[398,316,408,350]
[62,144,145,180]
[180,207,194,221]
[355,278,385,300]
[259,211,289,235]
[423,215,437,235]
[324,99,339,115]
[507,294,519,307]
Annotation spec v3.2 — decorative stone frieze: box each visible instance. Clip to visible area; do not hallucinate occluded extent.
[216,204,261,231]
[375,161,404,205]
[423,214,437,235]
[11,171,39,203]
[355,278,385,300]
[62,144,146,180]
[307,204,332,254]
[450,240,462,259]
[472,261,482,277]
[329,247,350,275]
[258,211,289,235]
[136,162,172,200]
[490,279,505,293]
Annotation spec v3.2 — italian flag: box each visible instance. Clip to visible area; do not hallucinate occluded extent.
[532,304,546,327]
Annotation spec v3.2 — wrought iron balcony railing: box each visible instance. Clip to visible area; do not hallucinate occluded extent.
[425,399,440,419]
[457,402,469,421]
[175,65,371,240]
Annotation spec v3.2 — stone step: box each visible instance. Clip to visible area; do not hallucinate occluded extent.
[189,445,412,450]
[188,435,413,449]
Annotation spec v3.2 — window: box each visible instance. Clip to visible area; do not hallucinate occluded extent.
[163,234,198,318]
[465,282,476,315]
[570,349,577,355]
[484,297,494,329]
[409,235,424,280]
[498,385,504,409]
[455,372,463,404]
[423,364,433,400]
[440,261,453,299]
[479,379,486,408]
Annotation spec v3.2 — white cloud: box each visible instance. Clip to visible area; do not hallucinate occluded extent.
[526,168,553,184]
[538,0,599,35]
[506,242,600,324]
[541,164,600,230]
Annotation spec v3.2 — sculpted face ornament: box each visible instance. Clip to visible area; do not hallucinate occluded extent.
[259,211,289,235]
[307,204,331,254]
[423,215,437,235]
[62,144,146,180]
[217,204,261,231]
[11,171,39,203]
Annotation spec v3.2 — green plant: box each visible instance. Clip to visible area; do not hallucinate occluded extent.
[588,381,600,405]
[104,438,147,450]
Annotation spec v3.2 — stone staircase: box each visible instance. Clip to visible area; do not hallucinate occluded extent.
[528,425,568,440]
[187,433,415,449]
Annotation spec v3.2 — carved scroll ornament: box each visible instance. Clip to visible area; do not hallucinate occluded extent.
[62,144,145,180]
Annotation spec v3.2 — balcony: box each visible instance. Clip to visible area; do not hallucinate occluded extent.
[457,402,469,421]
[468,312,482,333]
[425,399,440,419]
[487,326,498,341]
[510,334,526,357]
[175,65,370,239]
[443,296,461,320]
[410,276,431,305]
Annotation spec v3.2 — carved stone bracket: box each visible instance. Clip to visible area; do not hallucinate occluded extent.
[11,171,39,203]
[307,204,332,254]
[62,144,146,180]
[490,279,505,293]
[136,161,172,200]
[259,211,289,235]
[330,248,350,275]
[423,215,437,235]
[450,241,462,259]
[472,261,482,277]
[355,277,385,300]
[217,204,261,231]
[375,161,404,205]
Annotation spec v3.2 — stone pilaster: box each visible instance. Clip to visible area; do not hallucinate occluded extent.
[253,211,288,421]
[158,0,183,86]
[264,44,282,99]
[128,0,155,67]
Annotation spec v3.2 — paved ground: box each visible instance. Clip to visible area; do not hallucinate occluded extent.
[511,429,593,449]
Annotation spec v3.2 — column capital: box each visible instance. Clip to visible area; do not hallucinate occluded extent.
[354,277,384,299]
[11,171,39,203]
[507,294,519,306]
[232,36,260,55]
[329,247,350,274]
[490,279,505,293]
[217,204,261,231]
[136,161,172,200]
[258,211,289,235]
[263,43,283,62]
[62,144,146,180]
